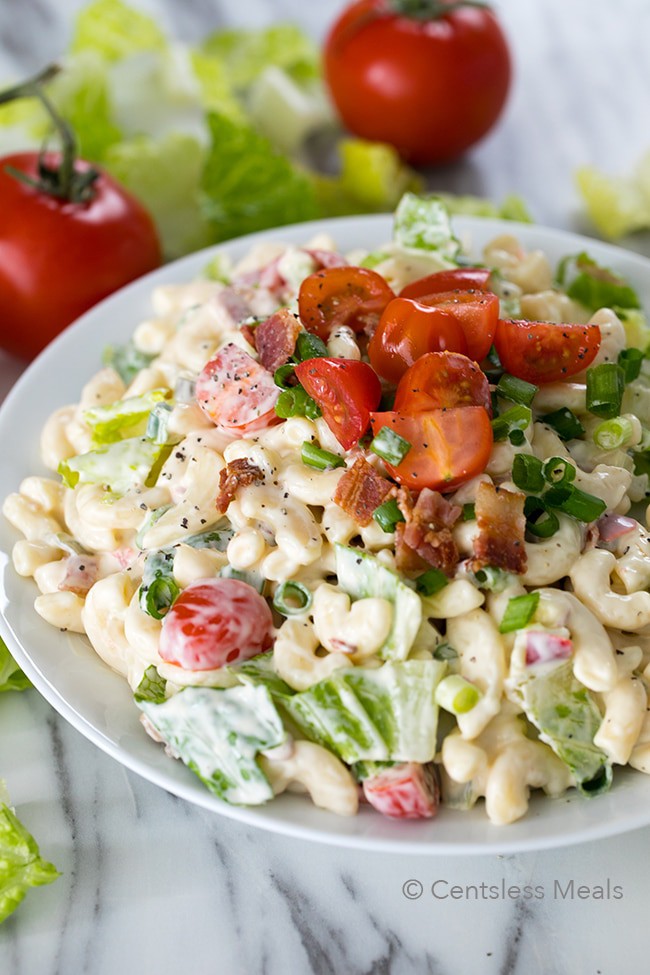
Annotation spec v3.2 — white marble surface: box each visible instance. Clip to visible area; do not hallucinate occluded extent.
[2,1,650,972]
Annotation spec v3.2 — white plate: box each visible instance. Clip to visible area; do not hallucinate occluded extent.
[2,214,650,855]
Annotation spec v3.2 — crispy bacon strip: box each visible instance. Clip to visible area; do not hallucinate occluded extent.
[216,458,264,512]
[472,481,527,574]
[58,555,100,596]
[333,456,394,527]
[395,488,461,576]
[255,308,302,373]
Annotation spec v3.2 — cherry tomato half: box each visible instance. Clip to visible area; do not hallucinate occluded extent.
[418,290,500,363]
[494,319,602,384]
[196,343,280,434]
[370,407,493,491]
[368,297,468,384]
[324,0,512,164]
[399,267,492,300]
[0,151,161,360]
[394,352,492,414]
[159,578,274,671]
[298,266,395,340]
[294,357,381,449]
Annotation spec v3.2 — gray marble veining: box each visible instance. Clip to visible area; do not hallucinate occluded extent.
[1,2,650,973]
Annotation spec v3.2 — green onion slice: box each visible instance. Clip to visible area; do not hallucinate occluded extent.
[370,426,412,465]
[539,408,585,441]
[295,331,328,361]
[512,454,545,492]
[301,441,345,471]
[415,567,448,596]
[542,456,576,486]
[524,496,560,538]
[544,484,607,522]
[499,592,540,633]
[373,498,405,533]
[497,373,539,407]
[491,405,532,442]
[435,675,482,714]
[593,416,634,450]
[274,364,296,389]
[273,580,313,616]
[139,549,179,620]
[618,347,644,383]
[586,363,625,420]
[462,503,476,522]
[275,387,321,420]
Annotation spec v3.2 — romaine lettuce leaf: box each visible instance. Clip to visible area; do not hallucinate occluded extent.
[58,437,171,494]
[0,638,30,693]
[557,251,641,313]
[137,684,285,805]
[0,797,59,923]
[199,24,320,89]
[393,192,461,261]
[133,665,167,705]
[84,389,170,444]
[576,158,650,240]
[70,0,167,62]
[102,340,155,385]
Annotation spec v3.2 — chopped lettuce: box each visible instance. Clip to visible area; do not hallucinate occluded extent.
[393,192,461,262]
[576,156,650,240]
[200,112,319,242]
[284,660,447,764]
[336,140,423,212]
[199,24,320,89]
[134,665,167,705]
[137,684,285,805]
[0,794,59,923]
[334,545,422,661]
[0,638,30,693]
[84,389,170,444]
[557,251,641,313]
[435,192,532,223]
[616,308,650,353]
[231,653,295,699]
[70,0,167,62]
[102,341,155,385]
[58,437,171,494]
[248,66,333,155]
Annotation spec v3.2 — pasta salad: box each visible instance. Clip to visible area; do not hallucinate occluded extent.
[5,193,650,826]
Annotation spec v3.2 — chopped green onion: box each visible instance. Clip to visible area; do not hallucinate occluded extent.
[295,331,328,361]
[539,408,585,441]
[273,580,313,616]
[497,373,539,407]
[544,484,607,522]
[509,429,525,446]
[512,454,545,492]
[499,592,540,634]
[462,503,476,522]
[370,426,412,465]
[274,364,296,389]
[593,416,634,450]
[542,457,576,486]
[524,496,560,538]
[586,363,625,420]
[275,387,321,420]
[301,441,345,471]
[491,405,532,442]
[219,565,264,593]
[373,498,405,533]
[433,641,458,661]
[471,566,513,592]
[435,675,482,714]
[139,549,179,620]
[146,401,173,444]
[416,567,448,596]
[618,347,644,383]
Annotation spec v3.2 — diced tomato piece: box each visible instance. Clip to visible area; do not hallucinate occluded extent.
[159,578,274,671]
[362,762,439,819]
[195,343,280,434]
[295,357,381,449]
[494,319,601,384]
[370,407,493,491]
[394,351,492,414]
[399,267,492,300]
[368,297,468,384]
[298,266,395,340]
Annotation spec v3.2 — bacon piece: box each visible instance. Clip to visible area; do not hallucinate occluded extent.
[306,248,348,270]
[395,488,461,576]
[239,323,257,350]
[216,458,265,512]
[214,287,253,328]
[471,481,527,574]
[333,456,394,526]
[58,555,100,596]
[255,308,303,374]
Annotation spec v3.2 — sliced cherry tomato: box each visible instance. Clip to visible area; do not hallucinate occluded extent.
[362,762,439,819]
[298,266,395,340]
[294,357,381,449]
[368,297,468,384]
[159,578,274,671]
[196,342,280,434]
[399,267,492,300]
[370,407,493,491]
[417,290,499,362]
[394,352,492,414]
[494,319,601,384]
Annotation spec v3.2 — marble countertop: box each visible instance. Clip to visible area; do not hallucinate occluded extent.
[2,1,650,972]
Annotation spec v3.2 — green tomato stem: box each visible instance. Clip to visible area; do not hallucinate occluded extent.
[389,0,489,20]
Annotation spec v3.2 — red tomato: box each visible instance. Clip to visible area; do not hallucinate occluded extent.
[159,578,274,671]
[399,267,492,300]
[418,290,500,362]
[298,266,395,340]
[0,151,161,360]
[370,407,493,490]
[394,352,492,414]
[368,297,468,384]
[494,319,602,384]
[324,0,512,164]
[294,357,381,449]
[196,343,280,434]
[363,762,439,819]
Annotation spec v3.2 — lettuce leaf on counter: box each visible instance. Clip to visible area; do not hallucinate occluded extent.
[0,638,30,694]
[0,796,60,924]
